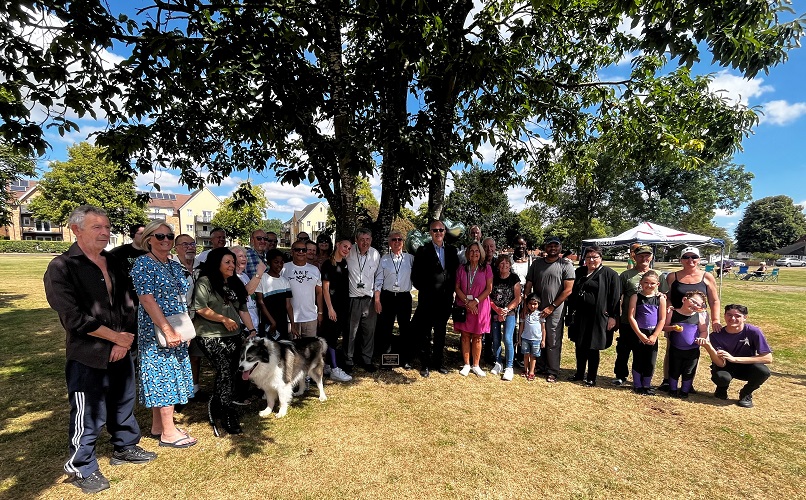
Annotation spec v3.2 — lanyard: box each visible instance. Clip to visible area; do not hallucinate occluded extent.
[357,252,369,280]
[466,265,479,294]
[391,253,403,282]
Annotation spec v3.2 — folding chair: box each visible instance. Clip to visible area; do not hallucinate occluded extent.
[761,268,779,282]
[733,265,749,279]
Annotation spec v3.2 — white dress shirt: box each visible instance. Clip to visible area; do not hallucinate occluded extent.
[346,246,381,297]
[375,251,414,292]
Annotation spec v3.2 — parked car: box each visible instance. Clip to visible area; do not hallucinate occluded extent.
[775,257,806,267]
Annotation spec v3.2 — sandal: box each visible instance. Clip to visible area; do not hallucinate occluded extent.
[546,375,556,383]
[149,427,188,440]
[527,374,535,381]
[159,435,197,448]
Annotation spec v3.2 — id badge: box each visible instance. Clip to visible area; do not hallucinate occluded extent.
[392,284,400,292]
[466,295,474,301]
[357,282,365,289]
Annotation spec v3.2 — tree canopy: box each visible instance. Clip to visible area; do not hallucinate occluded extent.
[210,183,270,243]
[4,0,804,243]
[736,196,806,253]
[27,142,146,233]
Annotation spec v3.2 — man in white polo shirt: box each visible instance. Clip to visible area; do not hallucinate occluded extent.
[345,228,381,372]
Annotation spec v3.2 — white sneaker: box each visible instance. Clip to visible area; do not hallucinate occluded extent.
[502,367,514,381]
[330,367,352,382]
[490,362,502,375]
[471,365,486,377]
[324,365,332,376]
[459,364,471,376]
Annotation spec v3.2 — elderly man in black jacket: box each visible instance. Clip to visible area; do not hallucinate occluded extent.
[44,206,156,494]
[411,219,460,377]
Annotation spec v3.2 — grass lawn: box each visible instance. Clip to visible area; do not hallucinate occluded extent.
[1,255,805,499]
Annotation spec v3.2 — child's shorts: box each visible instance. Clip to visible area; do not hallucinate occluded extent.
[521,339,542,356]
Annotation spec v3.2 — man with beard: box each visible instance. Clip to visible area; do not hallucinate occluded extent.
[612,245,669,386]
[522,236,575,383]
[245,229,270,278]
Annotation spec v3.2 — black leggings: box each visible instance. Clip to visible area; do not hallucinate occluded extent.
[575,347,600,382]
[631,328,659,378]
[668,346,699,382]
[711,362,771,396]
[196,335,243,407]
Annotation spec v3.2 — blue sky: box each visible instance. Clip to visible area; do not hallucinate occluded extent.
[30,3,806,232]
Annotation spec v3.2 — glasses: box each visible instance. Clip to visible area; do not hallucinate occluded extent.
[390,237,403,242]
[153,233,175,241]
[686,298,704,308]
[177,242,196,247]
[586,255,602,260]
[266,239,278,243]
[293,247,307,253]
[431,228,445,233]
[298,236,310,241]
[254,236,269,242]
[681,255,699,260]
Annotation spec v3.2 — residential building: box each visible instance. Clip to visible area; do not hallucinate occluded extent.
[138,187,222,248]
[283,201,328,245]
[1,180,76,242]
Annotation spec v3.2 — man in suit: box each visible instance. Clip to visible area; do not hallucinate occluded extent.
[411,219,460,377]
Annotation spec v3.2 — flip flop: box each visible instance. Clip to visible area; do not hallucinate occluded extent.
[148,428,188,440]
[159,435,197,448]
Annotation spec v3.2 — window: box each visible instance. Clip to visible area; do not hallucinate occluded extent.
[187,209,193,217]
[203,211,212,217]
[307,220,311,227]
[186,224,193,232]
[22,217,31,226]
[35,220,51,231]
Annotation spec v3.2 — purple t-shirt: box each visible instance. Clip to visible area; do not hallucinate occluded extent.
[710,324,772,358]
[669,309,704,350]
[634,293,661,329]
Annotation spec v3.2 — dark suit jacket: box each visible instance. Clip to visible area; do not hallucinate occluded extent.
[412,241,459,304]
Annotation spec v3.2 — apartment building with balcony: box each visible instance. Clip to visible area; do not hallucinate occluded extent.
[139,187,222,248]
[282,201,328,245]
[1,180,76,242]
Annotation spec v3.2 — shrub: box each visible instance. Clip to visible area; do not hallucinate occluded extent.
[0,240,72,253]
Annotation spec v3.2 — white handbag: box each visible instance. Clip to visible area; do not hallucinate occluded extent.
[155,312,196,348]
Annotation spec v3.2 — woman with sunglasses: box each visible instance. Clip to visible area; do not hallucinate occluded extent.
[130,221,197,448]
[662,290,709,398]
[660,246,721,391]
[315,234,334,269]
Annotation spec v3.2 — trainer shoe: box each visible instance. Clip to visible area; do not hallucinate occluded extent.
[736,393,754,408]
[502,367,514,381]
[471,365,486,377]
[490,362,502,376]
[72,470,110,494]
[612,378,626,386]
[459,364,471,376]
[330,367,352,382]
[110,445,157,465]
[714,387,729,400]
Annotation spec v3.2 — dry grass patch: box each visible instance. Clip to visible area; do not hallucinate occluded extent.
[1,256,805,499]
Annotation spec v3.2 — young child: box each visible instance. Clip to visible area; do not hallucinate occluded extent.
[663,290,708,398]
[627,270,667,395]
[518,293,544,381]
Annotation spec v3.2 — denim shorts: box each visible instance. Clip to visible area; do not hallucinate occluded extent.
[521,339,541,356]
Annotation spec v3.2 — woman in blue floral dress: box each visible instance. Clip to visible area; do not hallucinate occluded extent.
[131,221,197,448]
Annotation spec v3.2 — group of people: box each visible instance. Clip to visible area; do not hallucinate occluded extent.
[44,205,774,494]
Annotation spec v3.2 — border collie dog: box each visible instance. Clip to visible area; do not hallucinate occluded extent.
[239,336,328,418]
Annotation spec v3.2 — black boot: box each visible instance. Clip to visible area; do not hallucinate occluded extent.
[223,406,243,435]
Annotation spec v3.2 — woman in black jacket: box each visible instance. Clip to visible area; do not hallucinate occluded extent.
[567,245,621,386]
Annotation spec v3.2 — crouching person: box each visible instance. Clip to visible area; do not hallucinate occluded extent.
[703,304,772,408]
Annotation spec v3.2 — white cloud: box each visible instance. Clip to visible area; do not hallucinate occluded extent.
[759,100,806,126]
[136,170,184,192]
[708,70,773,106]
[797,200,806,212]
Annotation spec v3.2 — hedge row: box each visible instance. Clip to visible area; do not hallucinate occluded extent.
[0,241,72,253]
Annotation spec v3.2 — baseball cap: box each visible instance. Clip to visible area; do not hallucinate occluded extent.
[634,245,653,255]
[544,236,561,246]
[681,246,700,258]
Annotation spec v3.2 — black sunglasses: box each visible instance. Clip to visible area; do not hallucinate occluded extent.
[390,237,403,242]
[255,236,269,241]
[681,255,699,260]
[153,233,175,241]
[293,247,307,252]
[431,228,445,233]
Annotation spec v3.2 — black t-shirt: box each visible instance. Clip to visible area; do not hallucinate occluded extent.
[491,273,520,319]
[320,259,349,310]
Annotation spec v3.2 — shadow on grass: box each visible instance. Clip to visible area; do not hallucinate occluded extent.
[0,308,74,500]
[0,292,28,309]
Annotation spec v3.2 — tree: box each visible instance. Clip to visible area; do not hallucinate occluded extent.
[443,166,521,248]
[736,196,806,253]
[5,1,803,243]
[0,143,37,226]
[210,183,270,244]
[28,142,146,233]
[262,218,284,235]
